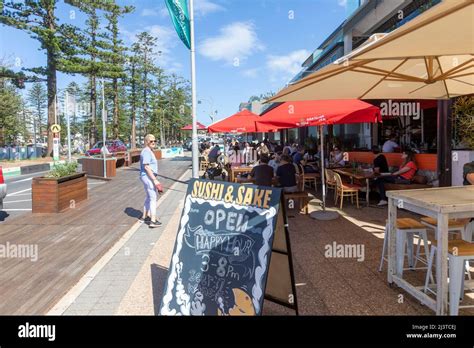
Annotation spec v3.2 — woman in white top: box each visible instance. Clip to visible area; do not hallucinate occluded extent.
[330,146,345,167]
[139,134,162,228]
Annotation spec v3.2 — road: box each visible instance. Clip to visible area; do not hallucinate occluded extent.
[0,170,106,222]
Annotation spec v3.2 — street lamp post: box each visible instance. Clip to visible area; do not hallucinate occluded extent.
[198,97,217,123]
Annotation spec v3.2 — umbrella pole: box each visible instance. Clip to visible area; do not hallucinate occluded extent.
[320,126,326,211]
[310,125,339,221]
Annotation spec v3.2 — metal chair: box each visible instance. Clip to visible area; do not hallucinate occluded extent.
[424,239,474,315]
[379,218,430,275]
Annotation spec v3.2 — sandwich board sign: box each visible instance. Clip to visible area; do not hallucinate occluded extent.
[160,178,298,316]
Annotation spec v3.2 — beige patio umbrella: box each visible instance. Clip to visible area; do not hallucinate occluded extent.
[265,0,473,317]
[268,0,474,102]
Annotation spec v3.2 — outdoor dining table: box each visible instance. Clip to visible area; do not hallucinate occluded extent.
[386,186,474,315]
[229,165,253,183]
[333,168,377,207]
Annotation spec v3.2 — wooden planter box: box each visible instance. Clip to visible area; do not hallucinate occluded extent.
[79,157,116,178]
[32,172,88,213]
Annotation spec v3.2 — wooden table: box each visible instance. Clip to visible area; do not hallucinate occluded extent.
[333,168,376,207]
[386,186,474,315]
[229,166,253,183]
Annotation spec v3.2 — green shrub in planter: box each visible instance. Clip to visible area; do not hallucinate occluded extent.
[46,162,78,179]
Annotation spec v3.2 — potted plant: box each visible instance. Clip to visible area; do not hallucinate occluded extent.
[452,96,474,185]
[32,162,88,213]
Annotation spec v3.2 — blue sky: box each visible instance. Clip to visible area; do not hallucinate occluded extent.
[0,0,351,124]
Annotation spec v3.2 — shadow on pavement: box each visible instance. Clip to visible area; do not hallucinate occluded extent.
[124,207,142,219]
[151,263,169,314]
[0,211,10,222]
[169,156,191,162]
[157,174,189,185]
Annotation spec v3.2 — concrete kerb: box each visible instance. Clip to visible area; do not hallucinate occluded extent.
[46,168,192,315]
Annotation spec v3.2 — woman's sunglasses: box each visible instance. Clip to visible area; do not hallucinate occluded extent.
[149,140,156,143]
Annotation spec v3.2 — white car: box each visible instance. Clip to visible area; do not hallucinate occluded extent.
[0,167,6,210]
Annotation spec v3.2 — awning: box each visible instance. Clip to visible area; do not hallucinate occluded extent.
[207,109,262,133]
[267,0,474,102]
[181,122,207,130]
[256,99,381,131]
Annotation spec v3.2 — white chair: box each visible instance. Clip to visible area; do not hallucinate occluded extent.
[424,240,474,315]
[379,218,430,275]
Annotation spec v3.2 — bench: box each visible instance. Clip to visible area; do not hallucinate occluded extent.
[384,175,433,191]
[283,191,311,215]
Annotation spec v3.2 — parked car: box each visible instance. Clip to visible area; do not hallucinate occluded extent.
[85,140,127,156]
[0,166,6,210]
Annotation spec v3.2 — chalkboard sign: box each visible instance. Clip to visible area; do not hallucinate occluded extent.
[160,179,296,316]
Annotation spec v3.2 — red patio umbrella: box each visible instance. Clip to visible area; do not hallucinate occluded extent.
[207,109,261,133]
[181,122,207,131]
[256,99,381,131]
[256,99,380,220]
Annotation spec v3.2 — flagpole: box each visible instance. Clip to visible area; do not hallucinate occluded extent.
[189,0,198,178]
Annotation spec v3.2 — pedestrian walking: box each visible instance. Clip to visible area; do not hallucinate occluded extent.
[140,134,163,228]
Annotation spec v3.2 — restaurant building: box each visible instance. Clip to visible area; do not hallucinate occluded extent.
[265,0,442,151]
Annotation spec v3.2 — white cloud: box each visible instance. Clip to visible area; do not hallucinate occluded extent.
[267,49,309,76]
[120,24,181,72]
[141,8,159,17]
[242,68,259,78]
[338,0,348,8]
[198,22,264,65]
[150,0,224,19]
[266,49,310,83]
[145,25,177,67]
[195,0,225,16]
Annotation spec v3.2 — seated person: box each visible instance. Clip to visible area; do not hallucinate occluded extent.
[276,154,298,193]
[464,161,474,185]
[292,146,305,166]
[248,154,274,187]
[372,145,389,174]
[274,143,283,153]
[375,150,418,206]
[382,134,399,153]
[257,143,270,158]
[268,152,281,175]
[201,144,211,158]
[293,145,318,173]
[329,146,345,167]
[227,144,242,165]
[208,144,221,163]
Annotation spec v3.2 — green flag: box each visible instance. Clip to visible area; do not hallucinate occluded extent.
[164,0,191,50]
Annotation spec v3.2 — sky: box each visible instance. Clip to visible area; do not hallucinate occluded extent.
[0,0,351,125]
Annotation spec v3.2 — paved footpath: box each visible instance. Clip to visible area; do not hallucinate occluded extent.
[0,154,190,315]
[53,166,191,315]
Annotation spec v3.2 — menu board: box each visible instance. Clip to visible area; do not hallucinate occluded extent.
[160,179,288,316]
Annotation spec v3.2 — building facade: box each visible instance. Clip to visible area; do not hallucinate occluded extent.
[269,0,441,149]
